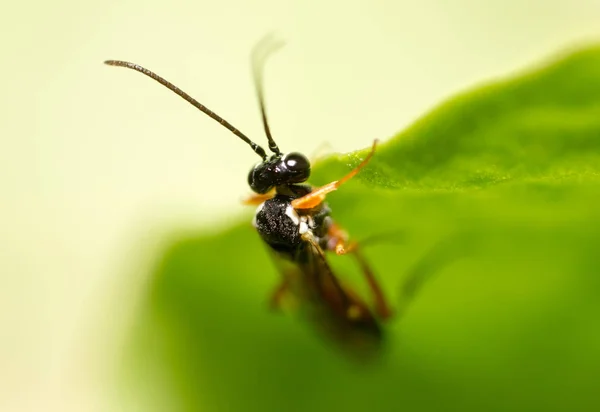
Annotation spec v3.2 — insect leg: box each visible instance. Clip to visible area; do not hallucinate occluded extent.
[318,217,393,319]
[300,232,357,316]
[350,248,394,319]
[291,140,378,210]
[242,188,276,205]
[324,223,393,319]
[269,277,290,311]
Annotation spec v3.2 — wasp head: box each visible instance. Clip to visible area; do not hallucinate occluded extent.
[248,152,311,193]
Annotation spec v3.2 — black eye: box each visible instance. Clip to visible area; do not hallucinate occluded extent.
[284,153,310,171]
[248,162,274,194]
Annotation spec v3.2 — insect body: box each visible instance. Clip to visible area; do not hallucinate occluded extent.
[250,149,392,355]
[105,38,393,356]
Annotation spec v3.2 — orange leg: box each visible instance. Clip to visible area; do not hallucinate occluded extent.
[327,223,393,320]
[325,223,357,255]
[291,140,378,210]
[242,188,276,206]
[351,248,394,319]
[269,278,290,311]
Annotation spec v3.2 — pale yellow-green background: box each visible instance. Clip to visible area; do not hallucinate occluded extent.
[1,1,599,410]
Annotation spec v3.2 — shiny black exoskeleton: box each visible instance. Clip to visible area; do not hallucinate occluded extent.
[252,183,332,259]
[105,40,391,359]
[104,55,331,262]
[248,152,311,194]
[247,151,334,259]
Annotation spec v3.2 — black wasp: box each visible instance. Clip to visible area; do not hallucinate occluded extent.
[105,37,393,356]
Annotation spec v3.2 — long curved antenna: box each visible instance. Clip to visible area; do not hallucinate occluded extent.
[251,34,285,155]
[104,60,267,160]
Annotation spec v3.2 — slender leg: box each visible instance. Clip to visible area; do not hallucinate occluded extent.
[326,224,393,319]
[301,232,354,313]
[351,248,394,319]
[324,223,356,255]
[292,140,378,210]
[242,188,276,206]
[269,278,290,311]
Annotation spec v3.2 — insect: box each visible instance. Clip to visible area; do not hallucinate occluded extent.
[105,38,393,357]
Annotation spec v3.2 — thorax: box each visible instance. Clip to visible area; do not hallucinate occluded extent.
[252,184,332,257]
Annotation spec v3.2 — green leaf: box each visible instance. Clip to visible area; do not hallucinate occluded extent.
[126,46,600,412]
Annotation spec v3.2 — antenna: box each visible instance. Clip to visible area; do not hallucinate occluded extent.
[104,60,267,160]
[251,34,285,155]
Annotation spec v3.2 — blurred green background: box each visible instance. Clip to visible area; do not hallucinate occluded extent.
[1,1,600,411]
[127,47,600,412]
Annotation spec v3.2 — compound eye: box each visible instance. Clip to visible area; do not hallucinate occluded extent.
[284,152,310,172]
[248,163,273,194]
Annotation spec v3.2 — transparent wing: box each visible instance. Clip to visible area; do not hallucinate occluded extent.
[265,235,384,358]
